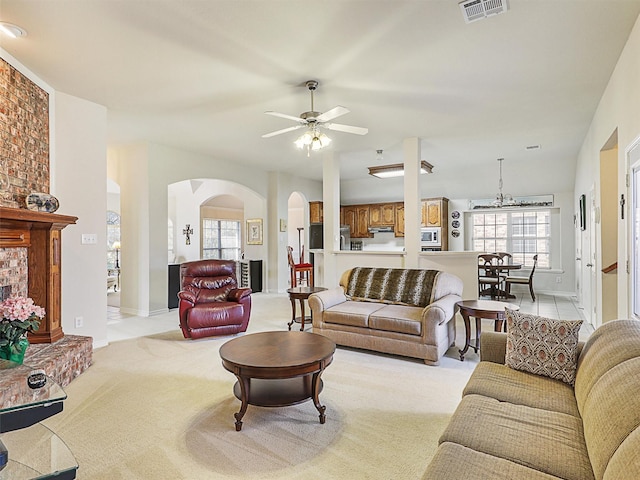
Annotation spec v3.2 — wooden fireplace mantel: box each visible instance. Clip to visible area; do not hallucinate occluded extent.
[0,206,78,343]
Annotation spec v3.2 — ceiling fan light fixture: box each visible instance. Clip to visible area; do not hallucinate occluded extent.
[263,79,367,150]
[294,131,313,148]
[311,133,331,151]
[368,161,434,178]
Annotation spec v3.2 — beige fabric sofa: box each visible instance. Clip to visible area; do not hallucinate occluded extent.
[423,318,640,480]
[308,267,463,365]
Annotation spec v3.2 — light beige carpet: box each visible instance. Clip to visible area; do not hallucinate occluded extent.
[45,293,479,479]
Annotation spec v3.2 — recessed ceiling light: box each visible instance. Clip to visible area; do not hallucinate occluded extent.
[526,144,541,150]
[0,22,27,38]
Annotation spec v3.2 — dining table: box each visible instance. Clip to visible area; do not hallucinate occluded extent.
[479,262,522,299]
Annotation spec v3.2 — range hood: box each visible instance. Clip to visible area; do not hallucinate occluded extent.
[368,226,394,233]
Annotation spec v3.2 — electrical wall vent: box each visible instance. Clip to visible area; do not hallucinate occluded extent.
[459,0,508,23]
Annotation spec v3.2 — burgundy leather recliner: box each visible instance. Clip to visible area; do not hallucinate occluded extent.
[177,260,252,339]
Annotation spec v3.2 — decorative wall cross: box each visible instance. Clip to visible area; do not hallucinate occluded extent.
[183,224,193,245]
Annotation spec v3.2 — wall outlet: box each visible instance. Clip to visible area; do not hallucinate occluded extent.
[556,276,562,283]
[74,316,83,328]
[81,234,98,245]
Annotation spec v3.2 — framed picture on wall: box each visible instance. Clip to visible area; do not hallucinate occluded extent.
[247,218,263,245]
[579,194,586,231]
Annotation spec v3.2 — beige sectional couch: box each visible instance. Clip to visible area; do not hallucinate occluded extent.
[423,318,640,480]
[308,267,463,365]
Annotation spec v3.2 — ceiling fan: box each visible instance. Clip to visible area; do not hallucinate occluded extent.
[262,80,368,154]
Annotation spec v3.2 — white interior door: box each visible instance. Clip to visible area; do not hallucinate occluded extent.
[588,186,598,327]
[629,140,640,319]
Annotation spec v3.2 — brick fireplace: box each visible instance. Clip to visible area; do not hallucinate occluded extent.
[0,56,92,385]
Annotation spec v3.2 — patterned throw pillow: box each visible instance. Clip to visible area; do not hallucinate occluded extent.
[505,308,583,385]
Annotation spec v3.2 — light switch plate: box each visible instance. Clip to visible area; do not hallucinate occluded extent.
[81,234,98,245]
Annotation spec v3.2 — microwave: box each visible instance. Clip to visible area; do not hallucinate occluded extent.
[420,227,441,247]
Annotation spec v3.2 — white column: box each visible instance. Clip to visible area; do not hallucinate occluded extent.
[322,152,340,287]
[403,137,421,268]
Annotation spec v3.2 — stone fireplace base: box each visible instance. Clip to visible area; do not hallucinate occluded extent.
[24,335,93,387]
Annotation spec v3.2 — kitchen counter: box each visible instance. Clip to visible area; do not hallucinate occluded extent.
[334,250,406,255]
[312,249,479,299]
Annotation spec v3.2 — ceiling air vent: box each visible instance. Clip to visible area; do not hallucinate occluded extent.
[459,0,508,23]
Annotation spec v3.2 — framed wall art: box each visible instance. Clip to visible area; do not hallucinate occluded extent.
[246,218,263,245]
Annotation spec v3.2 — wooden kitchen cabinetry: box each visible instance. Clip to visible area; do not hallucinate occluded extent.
[369,203,396,226]
[341,206,356,236]
[309,201,323,224]
[341,204,372,238]
[422,197,449,227]
[355,205,372,238]
[395,204,405,237]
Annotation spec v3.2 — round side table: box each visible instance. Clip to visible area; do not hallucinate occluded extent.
[287,286,327,331]
[456,299,519,361]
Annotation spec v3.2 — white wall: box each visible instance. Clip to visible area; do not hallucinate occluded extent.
[574,14,640,323]
[0,50,110,348]
[109,143,322,314]
[55,93,109,347]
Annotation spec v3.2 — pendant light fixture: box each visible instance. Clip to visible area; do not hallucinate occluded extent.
[492,158,515,207]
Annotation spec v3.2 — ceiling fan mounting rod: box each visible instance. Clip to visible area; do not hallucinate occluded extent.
[306,80,318,113]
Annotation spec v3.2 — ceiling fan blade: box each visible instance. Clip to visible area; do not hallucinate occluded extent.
[264,111,305,123]
[315,106,350,123]
[325,123,369,135]
[261,125,304,138]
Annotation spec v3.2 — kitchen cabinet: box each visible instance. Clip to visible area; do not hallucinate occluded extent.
[422,197,449,227]
[355,205,372,238]
[309,201,323,224]
[341,206,356,237]
[369,203,396,226]
[395,203,405,237]
[341,205,371,238]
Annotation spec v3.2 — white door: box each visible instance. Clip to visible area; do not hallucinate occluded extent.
[589,187,598,327]
[580,187,597,327]
[630,140,640,319]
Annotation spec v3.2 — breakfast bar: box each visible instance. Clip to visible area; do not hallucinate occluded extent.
[311,249,479,299]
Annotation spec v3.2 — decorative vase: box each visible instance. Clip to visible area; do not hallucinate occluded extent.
[0,337,29,364]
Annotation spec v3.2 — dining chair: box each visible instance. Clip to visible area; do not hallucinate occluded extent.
[505,254,538,301]
[287,245,314,287]
[494,252,513,264]
[478,254,506,300]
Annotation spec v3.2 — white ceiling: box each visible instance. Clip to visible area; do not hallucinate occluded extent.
[1,0,639,200]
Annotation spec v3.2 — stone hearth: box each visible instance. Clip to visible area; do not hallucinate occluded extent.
[24,335,93,387]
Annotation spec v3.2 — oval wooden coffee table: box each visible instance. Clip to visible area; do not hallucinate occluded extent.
[219,331,336,431]
[456,299,519,361]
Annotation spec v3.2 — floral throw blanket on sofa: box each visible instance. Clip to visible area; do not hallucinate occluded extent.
[345,267,440,307]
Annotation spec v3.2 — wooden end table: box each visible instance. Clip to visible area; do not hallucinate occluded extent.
[287,286,327,331]
[456,299,519,361]
[219,331,336,431]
